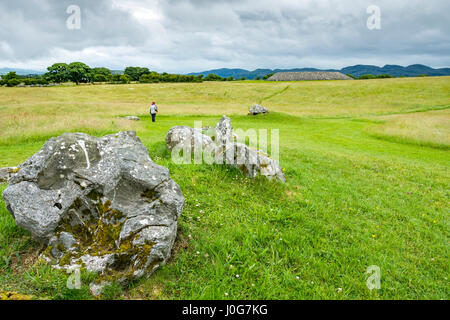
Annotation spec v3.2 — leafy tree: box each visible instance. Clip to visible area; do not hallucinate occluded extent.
[47,63,70,83]
[110,74,122,82]
[92,67,112,77]
[124,67,150,81]
[262,73,274,80]
[3,72,18,81]
[240,77,246,81]
[37,78,49,85]
[92,67,112,82]
[140,72,160,83]
[256,76,261,80]
[93,74,108,82]
[120,74,131,84]
[140,72,203,83]
[68,62,92,84]
[204,74,223,81]
[359,74,376,79]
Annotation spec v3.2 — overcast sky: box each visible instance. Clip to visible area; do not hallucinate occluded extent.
[0,0,449,73]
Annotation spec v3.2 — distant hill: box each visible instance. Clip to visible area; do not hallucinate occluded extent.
[0,67,125,76]
[2,64,449,79]
[0,68,45,75]
[188,64,450,79]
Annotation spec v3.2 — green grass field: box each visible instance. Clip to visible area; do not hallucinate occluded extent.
[0,77,449,300]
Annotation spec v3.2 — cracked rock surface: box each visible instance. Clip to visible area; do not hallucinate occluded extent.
[2,131,184,283]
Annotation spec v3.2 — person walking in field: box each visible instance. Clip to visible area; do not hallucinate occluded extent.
[150,102,158,122]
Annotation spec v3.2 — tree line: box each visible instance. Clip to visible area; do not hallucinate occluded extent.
[0,63,258,87]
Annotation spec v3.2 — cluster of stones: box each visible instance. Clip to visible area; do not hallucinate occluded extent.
[2,131,185,292]
[267,71,353,81]
[166,116,285,182]
[248,104,269,115]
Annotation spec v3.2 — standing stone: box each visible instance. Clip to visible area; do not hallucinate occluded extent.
[2,131,184,285]
[215,116,234,147]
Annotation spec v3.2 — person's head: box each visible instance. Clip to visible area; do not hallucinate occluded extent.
[152,102,155,105]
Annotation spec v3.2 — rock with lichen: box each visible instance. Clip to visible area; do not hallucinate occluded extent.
[2,131,184,287]
[165,117,286,182]
[223,142,285,183]
[248,104,269,116]
[215,115,234,146]
[166,126,216,152]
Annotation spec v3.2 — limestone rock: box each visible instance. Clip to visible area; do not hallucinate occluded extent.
[215,116,234,146]
[118,116,140,121]
[248,104,269,116]
[165,117,286,182]
[2,131,184,284]
[224,143,286,182]
[166,126,216,152]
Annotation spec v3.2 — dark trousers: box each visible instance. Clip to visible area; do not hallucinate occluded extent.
[151,114,156,122]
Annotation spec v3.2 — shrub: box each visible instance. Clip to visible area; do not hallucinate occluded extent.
[120,74,131,84]
[263,73,274,80]
[359,74,394,79]
[6,79,21,87]
[204,74,223,81]
[93,74,108,82]
[37,78,49,85]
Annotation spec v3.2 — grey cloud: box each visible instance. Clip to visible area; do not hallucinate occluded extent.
[0,0,146,61]
[0,0,449,72]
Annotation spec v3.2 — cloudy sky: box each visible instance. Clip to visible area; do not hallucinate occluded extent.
[0,0,449,73]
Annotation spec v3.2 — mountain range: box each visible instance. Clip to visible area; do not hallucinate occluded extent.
[0,68,45,75]
[2,64,450,78]
[0,68,123,76]
[188,64,450,79]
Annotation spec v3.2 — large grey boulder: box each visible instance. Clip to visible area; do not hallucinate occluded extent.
[0,167,18,184]
[248,104,269,116]
[2,131,184,285]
